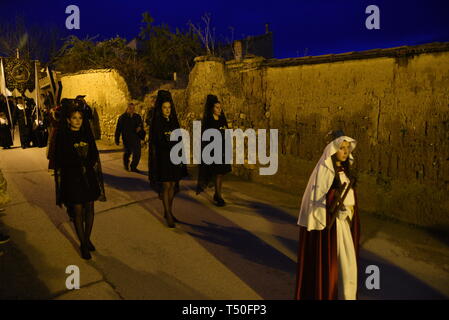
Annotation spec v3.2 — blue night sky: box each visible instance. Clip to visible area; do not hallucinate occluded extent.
[0,0,448,58]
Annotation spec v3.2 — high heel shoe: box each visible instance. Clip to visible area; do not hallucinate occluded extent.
[87,240,96,252]
[213,194,226,207]
[164,212,175,228]
[80,244,92,260]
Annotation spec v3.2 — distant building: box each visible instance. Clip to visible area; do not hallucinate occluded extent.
[126,24,274,61]
[218,24,274,61]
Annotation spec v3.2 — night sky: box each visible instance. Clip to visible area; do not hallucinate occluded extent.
[0,0,448,58]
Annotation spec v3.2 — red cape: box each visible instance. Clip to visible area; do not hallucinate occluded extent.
[294,189,360,300]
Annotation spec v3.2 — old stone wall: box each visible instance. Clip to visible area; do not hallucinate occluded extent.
[180,44,449,230]
[60,69,132,140]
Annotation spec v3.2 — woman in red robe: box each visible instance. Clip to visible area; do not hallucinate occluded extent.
[295,131,360,300]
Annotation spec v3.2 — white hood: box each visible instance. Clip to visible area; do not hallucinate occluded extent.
[297,136,357,231]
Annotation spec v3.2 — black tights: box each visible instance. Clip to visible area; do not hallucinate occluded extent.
[214,174,223,198]
[162,182,176,217]
[69,202,95,246]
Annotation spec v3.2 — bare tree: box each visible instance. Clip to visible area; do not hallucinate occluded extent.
[188,13,215,56]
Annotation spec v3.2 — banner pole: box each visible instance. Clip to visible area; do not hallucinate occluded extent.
[0,58,14,141]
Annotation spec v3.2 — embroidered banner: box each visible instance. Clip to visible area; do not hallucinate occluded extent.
[1,57,36,94]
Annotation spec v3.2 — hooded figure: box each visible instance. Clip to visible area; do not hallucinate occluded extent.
[148,90,188,228]
[295,131,360,300]
[196,94,232,206]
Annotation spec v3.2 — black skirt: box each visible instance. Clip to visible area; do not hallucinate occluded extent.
[55,128,103,205]
[149,116,188,184]
[154,145,188,182]
[60,166,100,204]
[196,116,232,193]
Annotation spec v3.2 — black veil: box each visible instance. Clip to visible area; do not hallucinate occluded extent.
[196,94,230,194]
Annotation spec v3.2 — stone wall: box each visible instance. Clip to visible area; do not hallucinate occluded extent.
[60,69,131,140]
[179,43,449,230]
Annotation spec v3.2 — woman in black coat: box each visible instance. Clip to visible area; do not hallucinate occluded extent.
[0,112,13,149]
[196,95,232,206]
[148,90,187,228]
[54,102,105,259]
[14,97,33,149]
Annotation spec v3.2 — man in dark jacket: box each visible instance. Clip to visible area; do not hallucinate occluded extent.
[115,103,144,172]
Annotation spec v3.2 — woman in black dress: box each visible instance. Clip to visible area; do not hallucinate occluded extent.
[14,97,33,149]
[54,102,105,259]
[148,90,187,228]
[0,112,13,149]
[196,95,232,206]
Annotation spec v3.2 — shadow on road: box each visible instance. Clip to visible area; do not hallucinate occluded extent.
[0,225,53,299]
[91,252,209,299]
[231,200,296,225]
[358,249,447,299]
[102,172,150,192]
[169,192,297,299]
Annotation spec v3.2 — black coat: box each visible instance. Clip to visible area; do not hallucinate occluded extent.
[0,118,13,148]
[54,126,105,206]
[115,113,144,146]
[196,115,232,193]
[148,115,188,192]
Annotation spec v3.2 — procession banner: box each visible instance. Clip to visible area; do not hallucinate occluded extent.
[3,56,35,95]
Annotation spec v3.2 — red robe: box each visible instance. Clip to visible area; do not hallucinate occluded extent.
[294,188,360,300]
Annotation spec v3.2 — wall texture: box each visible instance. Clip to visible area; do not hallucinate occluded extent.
[179,43,449,230]
[60,69,131,140]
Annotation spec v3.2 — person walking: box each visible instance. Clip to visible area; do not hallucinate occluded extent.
[54,104,106,260]
[148,90,187,228]
[196,94,232,206]
[295,130,360,300]
[115,103,145,172]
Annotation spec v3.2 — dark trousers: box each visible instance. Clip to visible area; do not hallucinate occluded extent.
[123,142,141,170]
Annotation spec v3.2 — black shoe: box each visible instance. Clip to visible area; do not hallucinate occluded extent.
[213,194,226,207]
[164,212,175,228]
[130,167,141,173]
[0,234,10,244]
[87,240,96,252]
[80,245,92,260]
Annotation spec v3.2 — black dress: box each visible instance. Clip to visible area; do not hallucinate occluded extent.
[196,115,232,193]
[54,127,102,205]
[14,105,32,148]
[0,118,13,148]
[149,115,188,192]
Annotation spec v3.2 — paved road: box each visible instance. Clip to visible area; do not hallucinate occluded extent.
[0,137,448,299]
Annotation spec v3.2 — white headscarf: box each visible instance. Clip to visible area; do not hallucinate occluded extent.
[297,136,357,231]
